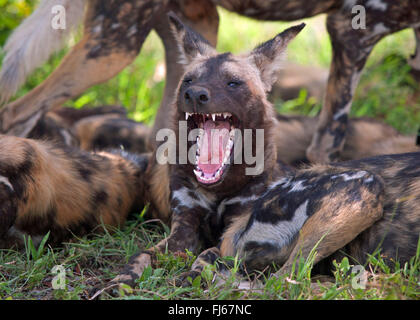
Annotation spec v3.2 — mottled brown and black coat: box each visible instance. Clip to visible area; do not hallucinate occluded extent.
[0,135,149,248]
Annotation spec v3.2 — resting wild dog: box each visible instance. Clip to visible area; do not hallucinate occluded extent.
[215,152,420,277]
[1,0,420,164]
[26,105,128,147]
[0,135,149,249]
[26,105,151,154]
[73,115,151,153]
[110,14,420,288]
[274,115,419,167]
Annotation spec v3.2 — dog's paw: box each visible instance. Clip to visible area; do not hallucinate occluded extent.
[88,281,124,299]
[174,270,201,287]
[89,251,153,299]
[116,251,153,283]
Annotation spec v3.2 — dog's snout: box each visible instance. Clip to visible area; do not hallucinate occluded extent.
[184,86,210,105]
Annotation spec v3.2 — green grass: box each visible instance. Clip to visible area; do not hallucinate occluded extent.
[0,8,420,300]
[1,214,419,300]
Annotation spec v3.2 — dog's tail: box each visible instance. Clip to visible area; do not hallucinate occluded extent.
[0,0,86,105]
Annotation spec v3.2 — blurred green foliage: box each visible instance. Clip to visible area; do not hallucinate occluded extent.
[0,0,37,45]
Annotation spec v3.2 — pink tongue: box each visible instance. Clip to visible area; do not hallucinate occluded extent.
[198,120,230,174]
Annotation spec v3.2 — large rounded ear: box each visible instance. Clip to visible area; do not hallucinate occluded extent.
[248,23,306,92]
[168,12,217,65]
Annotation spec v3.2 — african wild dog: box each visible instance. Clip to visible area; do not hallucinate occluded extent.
[1,6,418,289]
[25,104,151,154]
[189,153,420,281]
[73,115,151,153]
[107,14,420,283]
[274,114,419,167]
[21,105,127,147]
[0,134,150,249]
[107,14,420,289]
[1,0,420,164]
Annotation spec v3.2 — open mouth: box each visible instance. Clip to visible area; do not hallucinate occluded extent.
[185,112,240,185]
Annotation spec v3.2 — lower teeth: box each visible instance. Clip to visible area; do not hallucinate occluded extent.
[194,128,235,182]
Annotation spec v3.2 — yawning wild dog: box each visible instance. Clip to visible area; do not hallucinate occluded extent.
[109,14,420,288]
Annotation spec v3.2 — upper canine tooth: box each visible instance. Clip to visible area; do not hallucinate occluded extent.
[185,112,190,120]
[212,114,216,121]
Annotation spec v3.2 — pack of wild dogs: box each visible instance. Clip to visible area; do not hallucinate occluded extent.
[0,0,419,292]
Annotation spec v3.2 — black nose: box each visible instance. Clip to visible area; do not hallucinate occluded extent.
[184,86,210,105]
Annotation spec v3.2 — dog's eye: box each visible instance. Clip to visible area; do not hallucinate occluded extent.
[227,81,241,88]
[183,78,193,86]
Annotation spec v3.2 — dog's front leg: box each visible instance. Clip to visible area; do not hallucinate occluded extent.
[306,11,389,164]
[0,0,167,137]
[110,183,212,288]
[409,27,420,80]
[109,210,205,288]
[175,246,221,287]
[149,0,219,150]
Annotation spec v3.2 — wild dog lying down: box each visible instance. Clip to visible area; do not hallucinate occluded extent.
[73,115,151,153]
[190,152,420,280]
[0,12,418,290]
[27,105,151,154]
[23,105,128,147]
[274,115,419,166]
[110,14,420,288]
[0,135,149,249]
